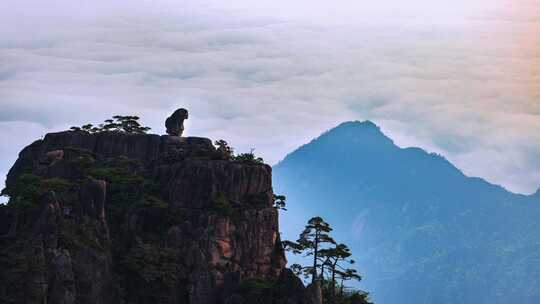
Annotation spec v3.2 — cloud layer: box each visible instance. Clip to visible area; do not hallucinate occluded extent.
[0,0,539,197]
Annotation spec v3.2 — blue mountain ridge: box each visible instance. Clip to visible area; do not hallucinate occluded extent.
[274,120,540,304]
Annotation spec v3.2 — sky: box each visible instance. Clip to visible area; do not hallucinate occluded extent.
[0,0,539,202]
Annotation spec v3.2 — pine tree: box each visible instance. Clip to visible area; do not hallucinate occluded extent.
[284,217,371,303]
[336,268,362,298]
[70,115,151,134]
[319,243,356,302]
[284,217,336,283]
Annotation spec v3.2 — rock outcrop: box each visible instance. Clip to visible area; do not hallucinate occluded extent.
[0,130,312,304]
[165,108,189,137]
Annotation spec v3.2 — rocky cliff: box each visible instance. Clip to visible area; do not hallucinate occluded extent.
[0,131,314,304]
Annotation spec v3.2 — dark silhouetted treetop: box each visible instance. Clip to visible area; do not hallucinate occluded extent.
[233,148,264,164]
[214,140,234,159]
[70,115,151,134]
[284,217,371,304]
[212,140,264,164]
[285,216,336,283]
[320,243,360,302]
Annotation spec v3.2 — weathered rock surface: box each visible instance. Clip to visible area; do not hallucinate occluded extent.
[0,131,312,304]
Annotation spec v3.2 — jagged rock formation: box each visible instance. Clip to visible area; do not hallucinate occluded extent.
[0,130,315,304]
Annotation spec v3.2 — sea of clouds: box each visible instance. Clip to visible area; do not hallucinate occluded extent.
[0,0,539,202]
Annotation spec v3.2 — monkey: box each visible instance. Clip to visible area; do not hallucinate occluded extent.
[165,108,189,137]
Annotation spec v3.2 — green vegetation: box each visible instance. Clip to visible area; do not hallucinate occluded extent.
[0,241,29,303]
[319,244,362,302]
[284,217,336,283]
[7,174,74,212]
[1,120,372,304]
[285,217,372,304]
[238,277,275,295]
[212,193,233,216]
[1,145,187,303]
[64,147,96,174]
[70,115,151,134]
[214,139,234,158]
[58,216,105,250]
[233,149,264,164]
[12,174,73,201]
[122,238,181,285]
[213,140,264,164]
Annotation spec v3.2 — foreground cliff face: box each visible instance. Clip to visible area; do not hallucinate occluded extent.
[0,131,312,304]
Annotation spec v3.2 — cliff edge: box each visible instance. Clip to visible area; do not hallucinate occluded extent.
[0,130,313,304]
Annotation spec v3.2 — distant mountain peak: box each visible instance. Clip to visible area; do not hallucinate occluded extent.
[337,120,379,129]
[332,120,384,134]
[274,120,540,304]
[319,120,395,149]
[277,120,397,166]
